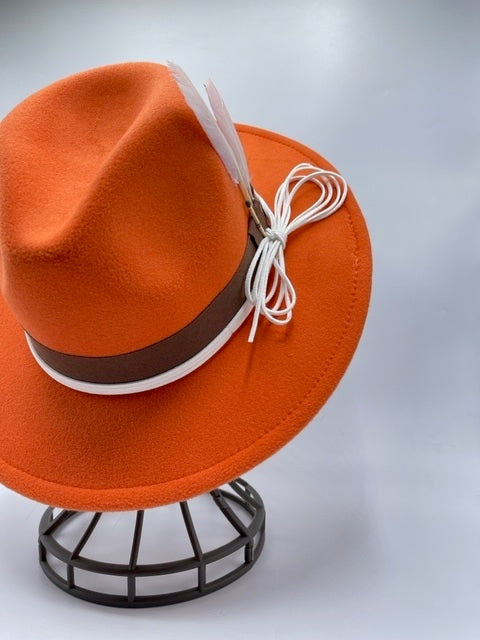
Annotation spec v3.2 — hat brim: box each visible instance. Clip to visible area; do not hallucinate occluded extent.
[0,125,371,511]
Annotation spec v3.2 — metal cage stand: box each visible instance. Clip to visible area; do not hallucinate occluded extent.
[38,477,266,607]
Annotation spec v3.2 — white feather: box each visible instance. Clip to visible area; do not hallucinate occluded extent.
[204,79,252,198]
[167,61,241,186]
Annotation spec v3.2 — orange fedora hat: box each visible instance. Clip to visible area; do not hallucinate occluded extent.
[0,62,371,511]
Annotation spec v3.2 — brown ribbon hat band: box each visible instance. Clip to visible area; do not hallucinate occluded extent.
[26,210,266,393]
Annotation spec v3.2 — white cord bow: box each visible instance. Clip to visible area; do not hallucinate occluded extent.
[245,162,348,342]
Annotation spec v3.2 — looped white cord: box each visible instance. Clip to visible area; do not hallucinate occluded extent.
[265,227,287,248]
[245,162,348,343]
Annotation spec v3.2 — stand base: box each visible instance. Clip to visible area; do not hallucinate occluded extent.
[38,478,266,607]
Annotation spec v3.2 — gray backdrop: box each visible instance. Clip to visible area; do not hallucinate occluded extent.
[0,1,478,638]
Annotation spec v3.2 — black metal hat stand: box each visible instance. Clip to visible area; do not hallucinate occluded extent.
[38,478,266,607]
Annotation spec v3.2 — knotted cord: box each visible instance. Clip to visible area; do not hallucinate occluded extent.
[245,163,348,342]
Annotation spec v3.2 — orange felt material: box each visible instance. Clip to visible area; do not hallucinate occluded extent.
[0,63,371,511]
[0,62,247,355]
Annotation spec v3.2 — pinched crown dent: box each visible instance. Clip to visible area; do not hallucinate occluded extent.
[0,63,248,356]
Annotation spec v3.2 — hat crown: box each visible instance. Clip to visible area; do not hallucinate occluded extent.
[0,63,248,356]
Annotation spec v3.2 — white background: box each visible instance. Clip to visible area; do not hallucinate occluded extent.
[0,1,479,638]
